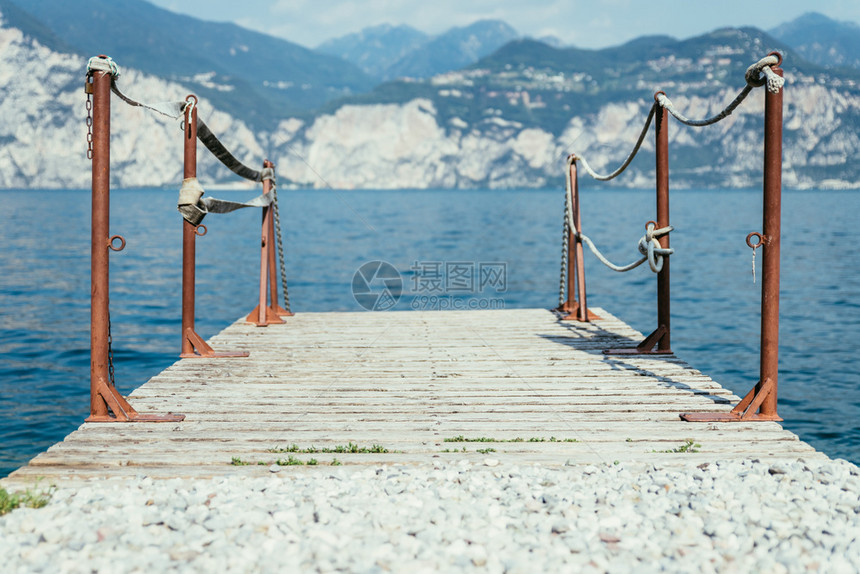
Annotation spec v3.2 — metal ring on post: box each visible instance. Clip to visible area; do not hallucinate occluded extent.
[108,235,126,252]
[768,51,783,67]
[746,232,765,249]
[195,224,207,237]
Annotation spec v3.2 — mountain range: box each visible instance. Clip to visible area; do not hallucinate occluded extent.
[317,20,519,81]
[0,1,859,190]
[769,12,860,69]
[3,0,374,126]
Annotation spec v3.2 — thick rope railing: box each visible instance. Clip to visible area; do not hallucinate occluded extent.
[656,55,784,127]
[562,155,673,274]
[558,51,791,419]
[564,53,783,279]
[578,223,673,273]
[576,104,657,181]
[95,55,264,184]
[571,54,784,180]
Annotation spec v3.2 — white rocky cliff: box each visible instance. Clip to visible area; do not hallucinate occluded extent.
[0,14,262,190]
[1,14,858,190]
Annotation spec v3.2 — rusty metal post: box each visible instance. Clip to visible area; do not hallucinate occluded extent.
[681,54,784,423]
[89,66,112,421]
[605,96,671,354]
[248,160,284,326]
[561,158,598,321]
[257,183,271,327]
[85,59,183,422]
[180,96,198,357]
[179,96,249,358]
[757,59,785,420]
[654,101,671,352]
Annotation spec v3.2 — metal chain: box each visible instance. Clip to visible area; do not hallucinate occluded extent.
[107,316,116,388]
[85,78,94,160]
[271,186,291,313]
[558,186,570,307]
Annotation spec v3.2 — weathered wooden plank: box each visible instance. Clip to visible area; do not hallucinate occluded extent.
[3,308,821,487]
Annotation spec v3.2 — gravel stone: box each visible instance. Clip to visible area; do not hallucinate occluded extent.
[1,458,858,572]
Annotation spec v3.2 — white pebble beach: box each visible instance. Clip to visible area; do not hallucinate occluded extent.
[2,457,858,573]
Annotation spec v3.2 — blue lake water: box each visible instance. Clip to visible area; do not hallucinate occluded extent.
[0,187,858,477]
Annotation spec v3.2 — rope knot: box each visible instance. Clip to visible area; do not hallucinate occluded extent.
[637,223,674,273]
[87,55,120,77]
[745,54,784,93]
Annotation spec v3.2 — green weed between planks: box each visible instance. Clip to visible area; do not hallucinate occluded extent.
[443,436,578,443]
[652,439,702,454]
[0,486,53,516]
[267,443,390,454]
[231,456,335,467]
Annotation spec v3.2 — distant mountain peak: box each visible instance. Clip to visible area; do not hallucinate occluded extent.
[770,11,860,69]
[318,18,519,81]
[316,23,429,78]
[383,19,519,80]
[783,11,859,28]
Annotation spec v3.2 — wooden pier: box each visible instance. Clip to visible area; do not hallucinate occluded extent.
[3,308,822,487]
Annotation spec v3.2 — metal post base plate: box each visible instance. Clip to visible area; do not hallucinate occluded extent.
[246,305,286,326]
[88,379,185,423]
[680,412,783,423]
[681,378,781,423]
[183,328,249,359]
[272,304,294,317]
[555,304,601,322]
[604,324,671,355]
[87,412,186,423]
[180,351,250,359]
[604,347,673,356]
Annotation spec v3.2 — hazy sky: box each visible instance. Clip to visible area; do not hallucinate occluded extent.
[147,0,860,49]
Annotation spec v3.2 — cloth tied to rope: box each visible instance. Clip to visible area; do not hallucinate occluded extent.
[87,56,120,77]
[177,177,273,226]
[261,166,275,187]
